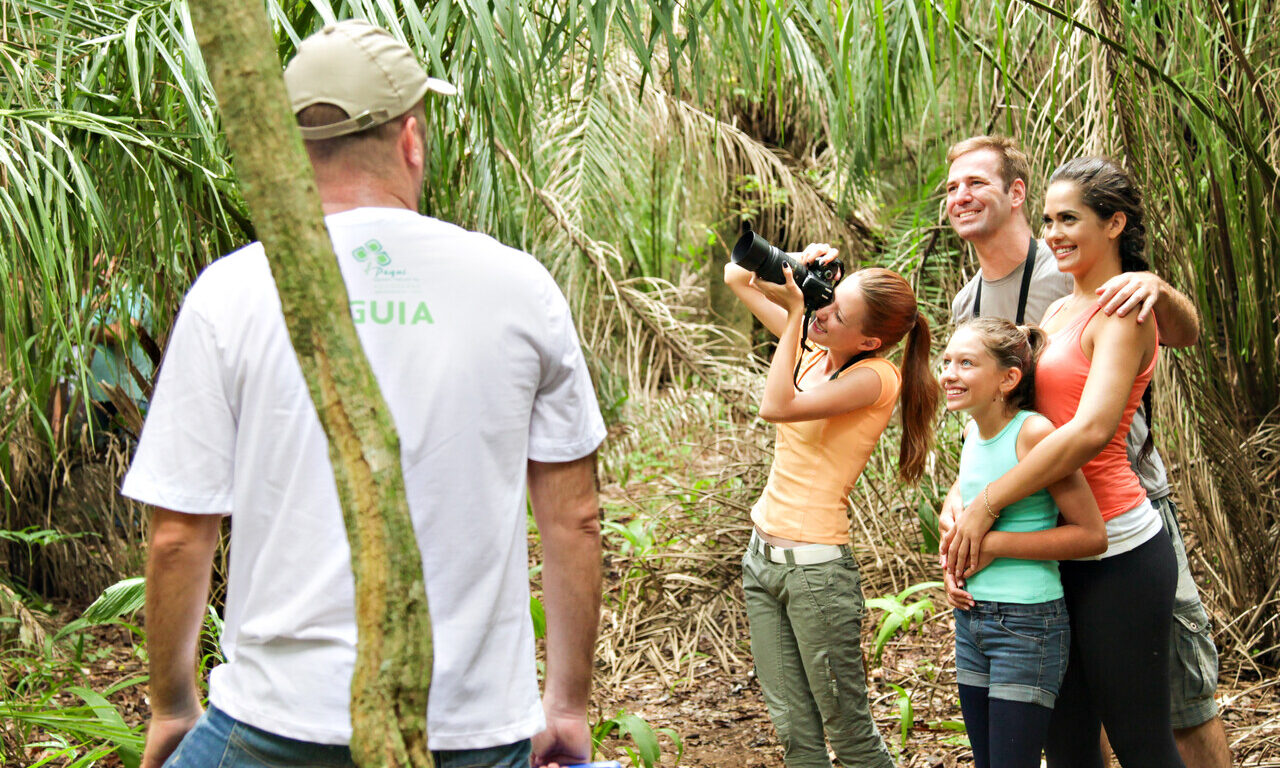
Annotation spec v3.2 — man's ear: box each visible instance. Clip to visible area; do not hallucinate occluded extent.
[399,115,423,169]
[1008,177,1027,209]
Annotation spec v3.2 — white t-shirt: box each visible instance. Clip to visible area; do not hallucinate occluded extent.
[122,207,606,749]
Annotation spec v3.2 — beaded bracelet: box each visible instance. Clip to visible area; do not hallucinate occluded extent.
[984,485,1000,520]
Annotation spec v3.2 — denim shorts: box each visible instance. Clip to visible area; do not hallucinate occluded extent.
[163,705,531,768]
[954,598,1070,709]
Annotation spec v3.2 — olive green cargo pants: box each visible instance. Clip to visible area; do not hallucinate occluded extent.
[742,534,895,768]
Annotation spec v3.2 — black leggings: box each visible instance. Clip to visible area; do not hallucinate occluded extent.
[959,684,1054,768]
[1045,529,1186,768]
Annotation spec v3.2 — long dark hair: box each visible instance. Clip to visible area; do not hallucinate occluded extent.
[854,268,939,483]
[1048,157,1155,463]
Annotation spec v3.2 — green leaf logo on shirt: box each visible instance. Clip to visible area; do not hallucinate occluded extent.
[351,240,391,272]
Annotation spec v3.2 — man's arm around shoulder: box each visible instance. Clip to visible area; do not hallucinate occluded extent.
[528,453,602,768]
[1095,271,1200,347]
[142,508,222,768]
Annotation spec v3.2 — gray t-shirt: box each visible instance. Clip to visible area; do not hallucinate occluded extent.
[950,239,1170,499]
[951,241,1072,327]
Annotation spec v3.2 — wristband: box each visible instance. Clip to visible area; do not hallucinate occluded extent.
[984,485,999,520]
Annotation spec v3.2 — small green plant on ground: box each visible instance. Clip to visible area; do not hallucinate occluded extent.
[924,717,969,747]
[865,581,942,662]
[67,575,225,676]
[0,575,234,767]
[886,682,914,747]
[1,606,146,766]
[1,689,144,768]
[591,710,683,768]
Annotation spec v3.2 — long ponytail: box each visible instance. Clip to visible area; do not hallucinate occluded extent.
[898,312,939,483]
[853,269,939,483]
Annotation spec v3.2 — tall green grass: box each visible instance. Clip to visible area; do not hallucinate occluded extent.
[2,0,1276,662]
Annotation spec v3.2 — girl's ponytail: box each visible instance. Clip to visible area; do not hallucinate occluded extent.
[1007,324,1047,411]
[898,312,939,483]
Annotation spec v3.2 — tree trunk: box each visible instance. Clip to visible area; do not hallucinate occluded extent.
[186,3,433,766]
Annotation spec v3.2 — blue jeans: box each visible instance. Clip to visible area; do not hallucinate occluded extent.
[164,706,532,768]
[954,598,1070,709]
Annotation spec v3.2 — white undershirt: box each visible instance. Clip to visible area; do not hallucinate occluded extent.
[1074,498,1162,560]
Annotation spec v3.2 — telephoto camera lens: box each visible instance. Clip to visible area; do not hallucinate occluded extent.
[731,222,842,311]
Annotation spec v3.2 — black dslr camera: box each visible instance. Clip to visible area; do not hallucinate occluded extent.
[731,223,843,312]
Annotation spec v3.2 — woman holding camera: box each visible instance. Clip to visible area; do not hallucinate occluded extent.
[944,158,1185,767]
[725,245,937,768]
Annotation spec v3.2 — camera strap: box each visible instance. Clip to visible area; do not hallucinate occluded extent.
[793,311,815,391]
[972,237,1038,324]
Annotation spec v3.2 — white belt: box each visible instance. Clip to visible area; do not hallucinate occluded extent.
[750,530,850,565]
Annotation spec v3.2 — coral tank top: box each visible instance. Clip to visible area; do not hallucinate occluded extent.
[1035,303,1158,521]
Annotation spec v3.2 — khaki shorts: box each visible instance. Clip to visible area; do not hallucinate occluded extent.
[1156,495,1220,729]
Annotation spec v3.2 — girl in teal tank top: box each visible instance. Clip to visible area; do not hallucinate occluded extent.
[959,409,1063,602]
[940,318,1106,768]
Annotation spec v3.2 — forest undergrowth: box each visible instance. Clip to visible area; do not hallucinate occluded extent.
[3,390,1280,766]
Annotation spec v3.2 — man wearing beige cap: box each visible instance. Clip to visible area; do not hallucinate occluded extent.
[127,19,606,768]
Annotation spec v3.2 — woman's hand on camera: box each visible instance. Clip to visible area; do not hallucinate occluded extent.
[750,266,804,314]
[800,242,838,265]
[801,243,843,279]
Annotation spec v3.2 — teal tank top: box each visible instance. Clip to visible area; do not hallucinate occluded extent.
[959,410,1063,603]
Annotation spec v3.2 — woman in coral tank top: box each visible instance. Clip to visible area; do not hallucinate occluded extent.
[944,157,1185,767]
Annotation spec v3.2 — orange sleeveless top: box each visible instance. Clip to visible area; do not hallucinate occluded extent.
[750,348,901,544]
[1035,303,1158,521]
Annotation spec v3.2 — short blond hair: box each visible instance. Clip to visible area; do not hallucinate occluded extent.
[946,135,1031,193]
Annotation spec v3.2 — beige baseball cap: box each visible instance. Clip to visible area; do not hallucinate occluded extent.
[284,19,456,140]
